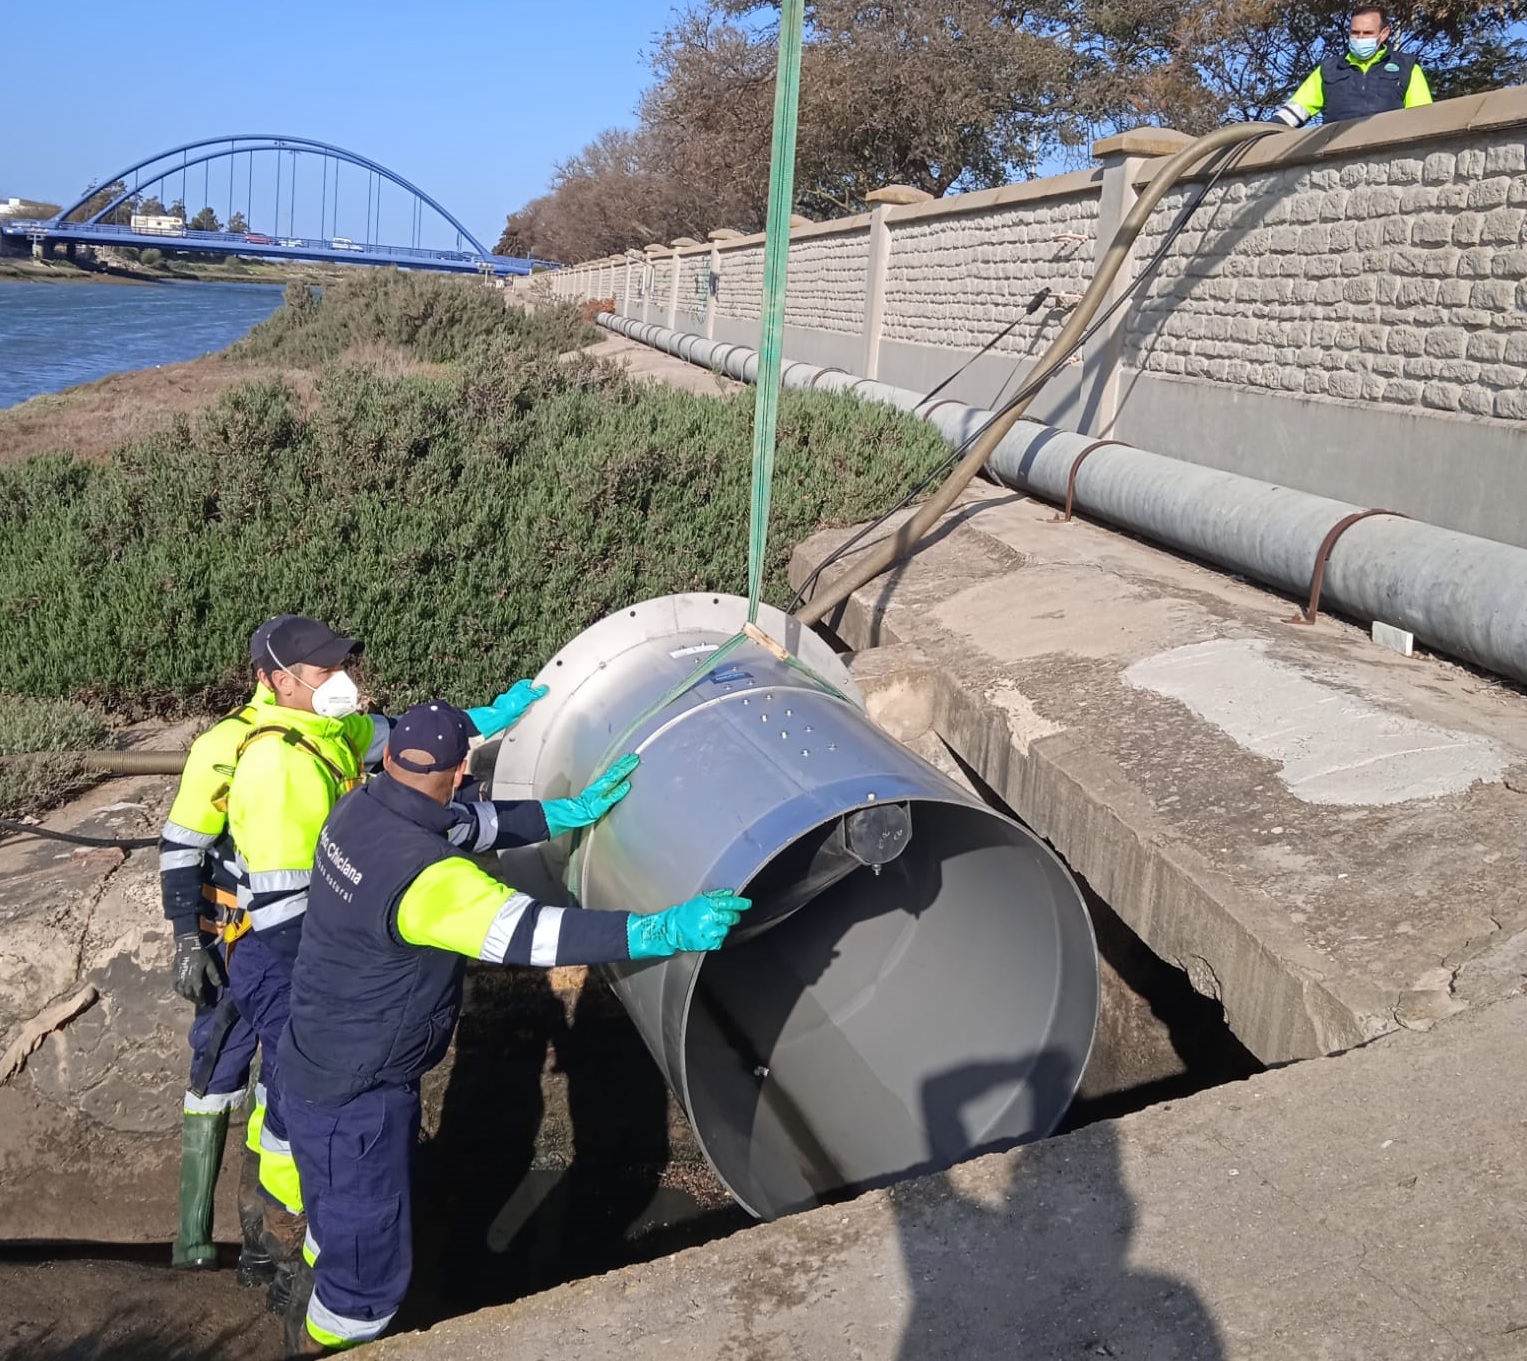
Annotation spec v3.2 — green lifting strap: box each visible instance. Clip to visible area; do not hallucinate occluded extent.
[589,0,818,780]
[746,0,806,624]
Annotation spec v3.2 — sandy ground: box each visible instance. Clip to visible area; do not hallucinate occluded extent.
[0,357,318,464]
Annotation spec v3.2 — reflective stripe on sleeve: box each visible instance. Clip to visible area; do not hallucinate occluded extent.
[469,803,499,852]
[529,907,565,967]
[479,893,534,962]
[183,1089,244,1115]
[247,893,307,930]
[248,868,311,893]
[160,848,205,872]
[307,1291,393,1347]
[162,821,218,849]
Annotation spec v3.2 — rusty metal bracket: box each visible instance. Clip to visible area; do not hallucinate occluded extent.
[1052,440,1126,522]
[1288,508,1408,625]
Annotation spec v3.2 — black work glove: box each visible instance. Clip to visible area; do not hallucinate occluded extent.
[172,930,226,1006]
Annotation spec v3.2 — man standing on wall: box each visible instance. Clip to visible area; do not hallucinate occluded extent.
[1273,7,1433,127]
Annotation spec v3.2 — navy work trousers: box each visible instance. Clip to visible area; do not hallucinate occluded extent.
[225,931,294,1144]
[284,1081,420,1347]
[185,989,257,1099]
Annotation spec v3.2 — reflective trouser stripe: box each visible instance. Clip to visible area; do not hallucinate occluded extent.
[303,1227,319,1267]
[258,1124,303,1213]
[183,1088,244,1115]
[245,1085,267,1154]
[307,1290,393,1348]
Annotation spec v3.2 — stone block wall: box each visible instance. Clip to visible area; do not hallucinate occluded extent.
[881,188,1100,358]
[1127,132,1527,422]
[783,230,870,334]
[546,88,1527,546]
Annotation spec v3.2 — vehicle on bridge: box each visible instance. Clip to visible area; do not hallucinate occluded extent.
[330,237,361,252]
[245,232,274,245]
[130,214,185,236]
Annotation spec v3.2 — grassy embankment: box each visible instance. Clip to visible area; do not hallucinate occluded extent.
[0,271,949,816]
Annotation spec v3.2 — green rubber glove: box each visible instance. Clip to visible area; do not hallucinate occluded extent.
[466,680,548,738]
[542,753,640,838]
[626,890,751,959]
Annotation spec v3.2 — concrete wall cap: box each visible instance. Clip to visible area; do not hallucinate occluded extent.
[644,243,670,254]
[1092,127,1197,159]
[882,168,1102,224]
[866,185,934,205]
[707,229,744,240]
[669,237,703,247]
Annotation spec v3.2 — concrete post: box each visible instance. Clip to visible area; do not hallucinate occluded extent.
[1085,129,1194,437]
[705,230,741,340]
[623,258,634,317]
[705,242,720,338]
[861,185,931,381]
[667,251,682,329]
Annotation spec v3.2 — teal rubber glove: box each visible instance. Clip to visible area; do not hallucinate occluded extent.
[466,680,548,739]
[627,890,751,959]
[542,752,640,838]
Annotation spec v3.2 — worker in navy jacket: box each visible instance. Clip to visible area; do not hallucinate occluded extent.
[276,700,749,1356]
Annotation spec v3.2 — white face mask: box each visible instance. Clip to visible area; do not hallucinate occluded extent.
[270,648,359,719]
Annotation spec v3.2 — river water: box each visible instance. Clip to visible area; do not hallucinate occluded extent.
[0,280,285,409]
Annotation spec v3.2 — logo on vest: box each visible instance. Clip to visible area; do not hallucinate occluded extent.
[318,826,364,886]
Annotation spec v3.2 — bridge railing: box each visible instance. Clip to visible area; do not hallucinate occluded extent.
[1,217,556,275]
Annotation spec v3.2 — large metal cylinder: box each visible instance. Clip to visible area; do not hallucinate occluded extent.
[493,594,1098,1219]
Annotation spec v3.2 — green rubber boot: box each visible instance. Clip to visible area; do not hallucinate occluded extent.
[171,1108,230,1269]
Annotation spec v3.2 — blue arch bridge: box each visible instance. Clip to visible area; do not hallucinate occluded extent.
[0,135,554,277]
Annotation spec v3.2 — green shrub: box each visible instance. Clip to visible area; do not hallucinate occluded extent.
[0,338,947,715]
[0,694,108,756]
[0,694,108,818]
[231,270,594,368]
[139,248,162,267]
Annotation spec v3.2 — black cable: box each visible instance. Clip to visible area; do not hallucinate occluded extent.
[788,141,1256,616]
[0,817,157,850]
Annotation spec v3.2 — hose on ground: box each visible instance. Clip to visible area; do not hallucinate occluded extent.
[792,121,1282,628]
[0,817,157,850]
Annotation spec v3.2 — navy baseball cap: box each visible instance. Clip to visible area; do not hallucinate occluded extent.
[254,616,362,674]
[249,615,298,667]
[388,701,472,774]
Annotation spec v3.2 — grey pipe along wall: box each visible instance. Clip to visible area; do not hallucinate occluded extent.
[595,311,1527,689]
[492,594,1101,1220]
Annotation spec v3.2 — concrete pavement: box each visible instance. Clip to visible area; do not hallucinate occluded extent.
[792,486,1527,1067]
[377,990,1527,1360]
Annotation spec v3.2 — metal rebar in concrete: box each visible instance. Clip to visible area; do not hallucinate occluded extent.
[491,592,1100,1220]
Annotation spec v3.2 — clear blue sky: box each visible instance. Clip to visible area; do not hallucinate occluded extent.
[0,1,675,249]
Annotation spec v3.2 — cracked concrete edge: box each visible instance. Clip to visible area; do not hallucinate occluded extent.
[824,593,1391,1065]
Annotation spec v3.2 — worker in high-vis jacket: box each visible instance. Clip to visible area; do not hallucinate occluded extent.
[161,617,286,1279]
[1273,7,1432,128]
[276,702,750,1356]
[222,617,545,1311]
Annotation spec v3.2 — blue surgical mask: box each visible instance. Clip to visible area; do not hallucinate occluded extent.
[1349,36,1381,60]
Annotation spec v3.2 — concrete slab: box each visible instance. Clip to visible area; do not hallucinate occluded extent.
[372,993,1527,1361]
[790,488,1527,1065]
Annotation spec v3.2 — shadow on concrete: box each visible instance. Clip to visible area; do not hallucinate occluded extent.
[405,964,742,1332]
[894,1055,1225,1361]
